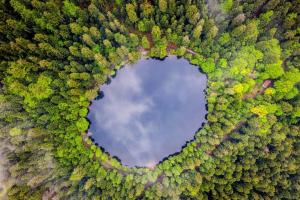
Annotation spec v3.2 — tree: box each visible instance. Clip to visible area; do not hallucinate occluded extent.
[274,69,300,100]
[70,22,83,35]
[192,19,204,39]
[219,58,228,68]
[114,33,127,45]
[126,4,138,23]
[230,46,263,78]
[151,25,161,42]
[256,39,281,64]
[82,34,95,47]
[244,20,259,42]
[140,2,153,17]
[28,75,53,100]
[159,0,167,13]
[63,0,78,17]
[81,46,94,60]
[70,166,86,181]
[89,26,101,38]
[233,83,244,95]
[9,127,22,136]
[205,19,218,39]
[186,5,200,25]
[263,63,284,79]
[129,33,139,47]
[138,21,147,32]
[221,0,233,13]
[76,118,89,132]
[200,58,215,73]
[141,36,150,49]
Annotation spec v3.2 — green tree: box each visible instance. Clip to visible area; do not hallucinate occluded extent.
[186,5,200,25]
[140,2,153,17]
[70,22,83,35]
[82,34,95,47]
[159,0,167,13]
[129,33,139,47]
[138,21,147,32]
[63,0,78,17]
[76,118,89,132]
[141,36,150,49]
[28,75,53,100]
[126,3,138,23]
[192,19,204,39]
[70,166,86,181]
[221,0,233,13]
[151,25,161,42]
[81,46,94,60]
[200,58,215,73]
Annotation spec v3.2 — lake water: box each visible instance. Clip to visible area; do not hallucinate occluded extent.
[87,56,207,167]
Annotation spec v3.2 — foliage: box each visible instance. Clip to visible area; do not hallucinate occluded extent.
[0,0,299,199]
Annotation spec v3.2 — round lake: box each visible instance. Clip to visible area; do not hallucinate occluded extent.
[87,56,207,167]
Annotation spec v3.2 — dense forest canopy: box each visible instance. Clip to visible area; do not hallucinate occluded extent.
[0,0,299,199]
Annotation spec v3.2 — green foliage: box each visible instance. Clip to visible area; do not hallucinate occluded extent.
[70,166,86,181]
[257,39,282,64]
[63,0,78,17]
[1,0,299,199]
[264,63,284,79]
[193,20,205,39]
[141,36,150,49]
[126,3,138,23]
[230,46,263,78]
[29,75,53,100]
[274,69,300,99]
[9,127,22,136]
[221,0,233,13]
[218,32,231,45]
[140,2,154,17]
[76,118,89,132]
[151,25,161,42]
[186,5,200,25]
[200,58,216,73]
[158,0,167,13]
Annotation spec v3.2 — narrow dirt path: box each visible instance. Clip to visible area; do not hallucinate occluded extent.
[185,48,199,56]
[167,42,200,56]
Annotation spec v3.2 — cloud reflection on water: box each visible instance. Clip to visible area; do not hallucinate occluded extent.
[88,56,207,167]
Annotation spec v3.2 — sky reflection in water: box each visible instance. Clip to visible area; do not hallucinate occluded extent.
[87,56,207,167]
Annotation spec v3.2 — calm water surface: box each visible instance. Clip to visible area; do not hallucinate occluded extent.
[87,56,207,167]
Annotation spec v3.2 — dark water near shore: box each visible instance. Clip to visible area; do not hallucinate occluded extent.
[87,56,207,167]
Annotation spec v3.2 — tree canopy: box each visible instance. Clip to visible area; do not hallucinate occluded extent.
[0,0,299,199]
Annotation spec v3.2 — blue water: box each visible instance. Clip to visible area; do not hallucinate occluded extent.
[87,56,207,167]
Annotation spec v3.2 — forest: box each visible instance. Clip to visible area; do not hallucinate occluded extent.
[0,0,299,199]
